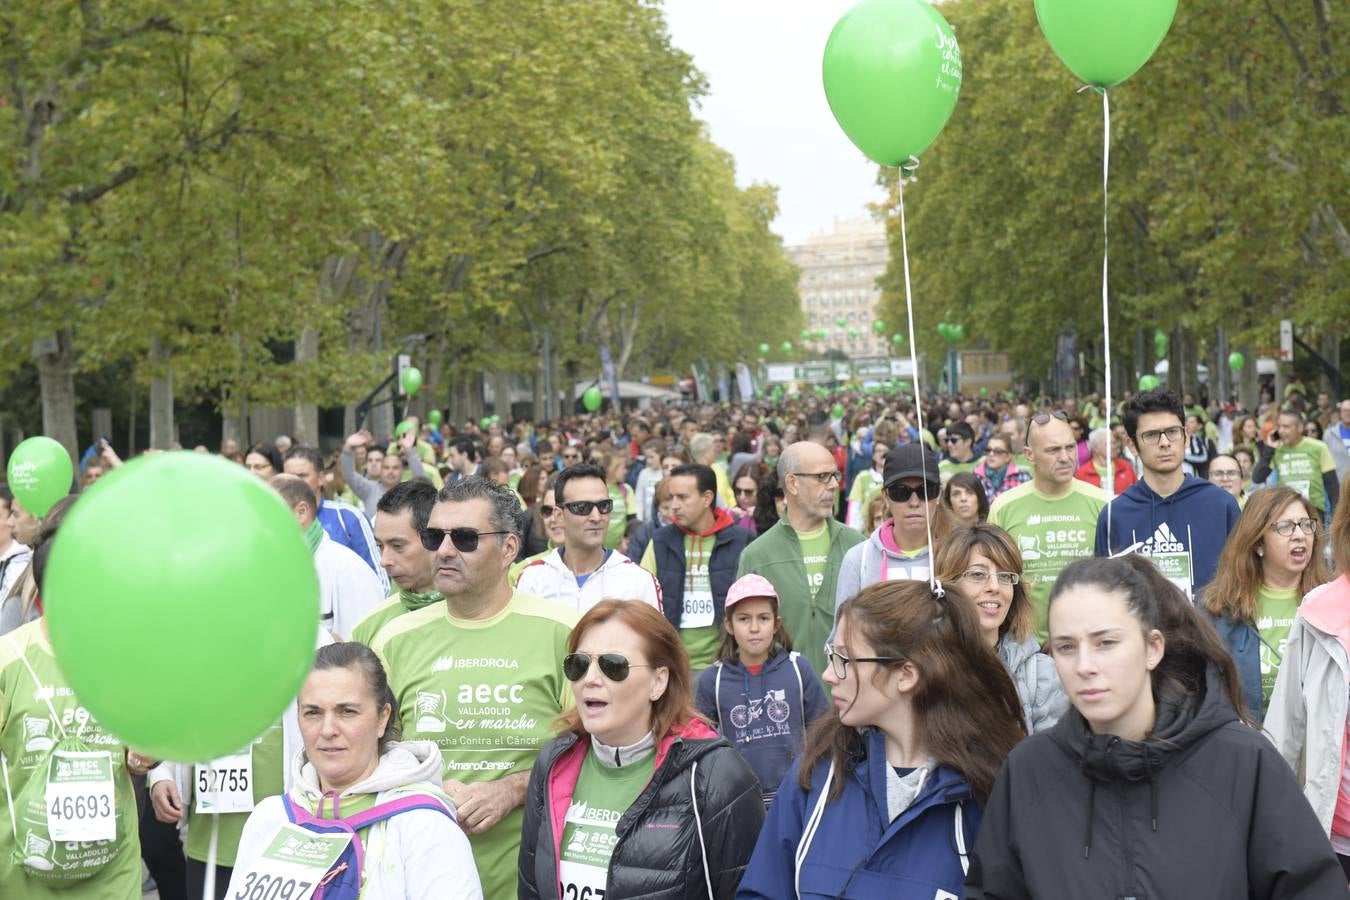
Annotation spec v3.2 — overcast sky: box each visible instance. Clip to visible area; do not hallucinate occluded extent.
[662,0,884,247]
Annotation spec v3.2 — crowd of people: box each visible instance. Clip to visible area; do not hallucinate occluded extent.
[1,380,1349,898]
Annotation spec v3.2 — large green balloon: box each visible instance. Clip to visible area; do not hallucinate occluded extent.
[43,453,317,761]
[394,419,413,437]
[7,436,73,518]
[400,366,423,396]
[427,409,443,428]
[1139,374,1161,391]
[1034,0,1177,87]
[823,0,962,167]
[582,386,603,412]
[1228,351,1245,372]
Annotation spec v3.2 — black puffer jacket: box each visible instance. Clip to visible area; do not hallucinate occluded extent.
[518,720,765,900]
[965,665,1347,899]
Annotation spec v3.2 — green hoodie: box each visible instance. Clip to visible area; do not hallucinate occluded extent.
[736,518,864,679]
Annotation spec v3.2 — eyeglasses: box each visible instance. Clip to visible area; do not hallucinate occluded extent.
[957,569,1021,587]
[1208,470,1241,480]
[538,504,557,517]
[1271,518,1316,537]
[563,652,651,683]
[561,499,614,516]
[886,482,937,503]
[987,447,1010,456]
[791,470,842,485]
[1025,411,1069,442]
[823,643,902,680]
[1137,426,1184,445]
[419,527,510,552]
[735,487,758,497]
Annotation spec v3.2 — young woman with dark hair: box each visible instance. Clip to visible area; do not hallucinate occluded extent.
[966,555,1344,899]
[737,580,1025,899]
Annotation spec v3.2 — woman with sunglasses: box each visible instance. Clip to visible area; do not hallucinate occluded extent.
[737,580,1024,899]
[966,555,1344,898]
[1268,481,1350,874]
[519,600,764,899]
[935,524,1067,734]
[972,434,1030,503]
[835,444,954,606]
[1202,486,1328,723]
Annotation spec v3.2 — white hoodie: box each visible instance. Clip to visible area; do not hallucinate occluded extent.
[515,547,662,615]
[228,741,482,900]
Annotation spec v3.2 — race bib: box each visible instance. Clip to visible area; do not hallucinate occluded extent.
[680,590,715,629]
[195,750,254,814]
[231,823,351,900]
[1148,550,1193,600]
[44,750,115,842]
[1285,479,1312,500]
[558,859,609,900]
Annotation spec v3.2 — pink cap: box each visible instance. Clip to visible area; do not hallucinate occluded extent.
[725,573,780,611]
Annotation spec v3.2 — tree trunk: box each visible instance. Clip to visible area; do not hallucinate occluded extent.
[293,326,319,445]
[149,336,176,449]
[34,330,79,463]
[490,369,514,420]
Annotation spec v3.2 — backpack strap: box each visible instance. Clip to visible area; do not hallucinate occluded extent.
[712,662,723,731]
[341,793,456,831]
[954,801,969,875]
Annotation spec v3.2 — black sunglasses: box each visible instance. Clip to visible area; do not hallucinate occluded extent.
[562,499,613,516]
[886,482,937,503]
[538,504,556,517]
[563,652,651,683]
[419,527,510,552]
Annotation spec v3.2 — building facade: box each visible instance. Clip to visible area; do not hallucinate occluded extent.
[786,217,890,359]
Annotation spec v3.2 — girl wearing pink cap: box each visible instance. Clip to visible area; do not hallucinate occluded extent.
[695,574,829,808]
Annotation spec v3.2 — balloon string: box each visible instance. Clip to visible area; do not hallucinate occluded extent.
[1100,88,1115,547]
[897,163,941,598]
[204,814,219,900]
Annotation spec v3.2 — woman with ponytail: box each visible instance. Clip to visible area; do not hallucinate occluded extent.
[736,580,1025,899]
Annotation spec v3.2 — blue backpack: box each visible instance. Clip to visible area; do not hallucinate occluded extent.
[280,792,456,899]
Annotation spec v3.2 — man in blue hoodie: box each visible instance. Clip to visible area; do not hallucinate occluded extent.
[1095,388,1240,599]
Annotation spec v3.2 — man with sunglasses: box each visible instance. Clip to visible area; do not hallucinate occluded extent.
[1095,388,1241,600]
[989,410,1107,642]
[370,477,577,900]
[835,444,944,614]
[937,421,983,484]
[515,463,660,613]
[641,463,751,672]
[737,442,865,679]
[271,474,385,639]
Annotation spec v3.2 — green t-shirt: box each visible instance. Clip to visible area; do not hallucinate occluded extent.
[559,750,654,898]
[184,720,284,866]
[0,621,141,899]
[938,457,979,483]
[372,591,578,900]
[847,470,884,518]
[351,591,445,647]
[989,479,1107,642]
[605,483,632,551]
[680,533,721,671]
[1273,437,1335,510]
[798,523,831,600]
[1256,585,1300,710]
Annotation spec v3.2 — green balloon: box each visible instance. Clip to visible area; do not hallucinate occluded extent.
[832,403,845,418]
[7,436,72,518]
[582,386,603,412]
[848,328,859,338]
[759,342,771,355]
[781,341,793,353]
[400,366,423,396]
[891,333,904,345]
[938,323,951,341]
[836,316,847,327]
[1228,351,1245,372]
[394,419,412,437]
[980,387,989,397]
[800,329,811,341]
[480,417,492,430]
[1139,374,1161,391]
[427,409,443,428]
[44,453,317,761]
[952,324,964,341]
[823,0,962,166]
[873,320,886,334]
[1035,0,1177,87]
[816,328,828,340]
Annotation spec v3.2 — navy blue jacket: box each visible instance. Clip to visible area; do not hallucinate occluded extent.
[652,511,751,630]
[695,650,830,805]
[737,729,980,899]
[1093,475,1239,598]
[1203,607,1264,723]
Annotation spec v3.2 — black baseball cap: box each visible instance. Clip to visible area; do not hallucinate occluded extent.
[883,443,941,489]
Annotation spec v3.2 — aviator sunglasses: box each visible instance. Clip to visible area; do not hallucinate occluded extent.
[419,527,510,553]
[563,652,651,683]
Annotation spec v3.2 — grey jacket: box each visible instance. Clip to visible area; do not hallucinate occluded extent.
[834,522,934,610]
[997,636,1068,735]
